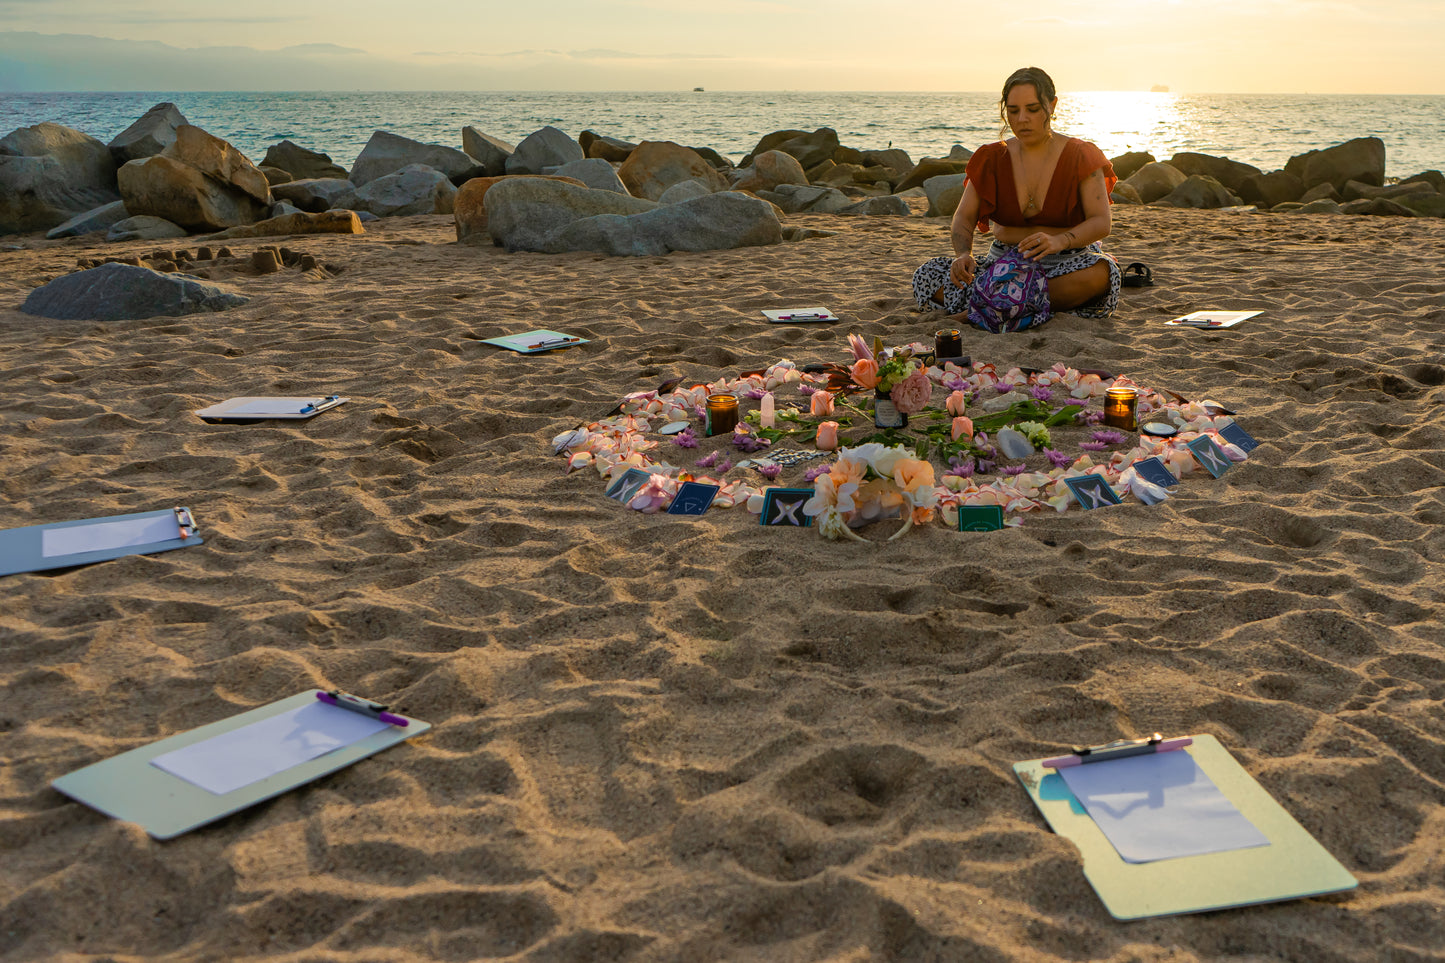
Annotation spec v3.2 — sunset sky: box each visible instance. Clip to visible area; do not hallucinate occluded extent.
[1,0,1441,93]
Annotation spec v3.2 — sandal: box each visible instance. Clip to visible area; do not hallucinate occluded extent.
[1120,262,1153,288]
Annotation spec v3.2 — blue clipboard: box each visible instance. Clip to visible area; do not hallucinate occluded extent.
[0,507,203,578]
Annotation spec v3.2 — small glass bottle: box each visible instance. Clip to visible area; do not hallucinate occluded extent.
[705,393,738,436]
[934,328,963,359]
[1103,386,1139,431]
[874,390,907,429]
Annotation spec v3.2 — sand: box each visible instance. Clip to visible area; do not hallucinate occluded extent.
[2,205,1443,962]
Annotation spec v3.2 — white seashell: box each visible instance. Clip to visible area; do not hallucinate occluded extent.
[659,421,692,435]
[552,427,588,453]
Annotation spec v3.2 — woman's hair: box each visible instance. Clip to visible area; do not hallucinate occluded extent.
[999,67,1058,138]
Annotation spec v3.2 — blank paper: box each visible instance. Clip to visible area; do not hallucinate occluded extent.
[151,701,389,795]
[1059,750,1270,863]
[42,514,182,558]
[224,398,314,415]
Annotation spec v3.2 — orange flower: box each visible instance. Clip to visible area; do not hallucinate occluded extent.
[946,390,968,417]
[891,457,935,494]
[815,421,839,450]
[830,456,867,488]
[951,416,974,441]
[851,358,879,389]
[810,391,835,417]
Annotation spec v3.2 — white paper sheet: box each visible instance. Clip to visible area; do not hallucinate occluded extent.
[41,514,182,558]
[1164,310,1262,328]
[1059,749,1271,863]
[224,398,316,415]
[151,701,390,795]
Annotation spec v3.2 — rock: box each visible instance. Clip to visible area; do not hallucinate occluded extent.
[894,158,970,194]
[923,173,966,217]
[270,200,302,217]
[730,150,808,193]
[108,103,187,164]
[484,178,656,250]
[806,159,838,182]
[453,174,588,242]
[260,167,292,186]
[351,164,457,216]
[551,157,629,194]
[1111,183,1143,205]
[107,215,188,242]
[118,155,270,232]
[0,123,120,234]
[534,191,783,257]
[754,184,853,214]
[687,146,734,171]
[164,125,271,205]
[1341,179,1438,202]
[839,195,911,216]
[1154,174,1236,209]
[1398,194,1445,217]
[813,163,860,187]
[1121,162,1187,204]
[996,427,1035,459]
[351,130,479,186]
[1110,151,1155,181]
[1400,169,1444,191]
[1165,153,1261,195]
[617,141,728,201]
[1300,182,1341,204]
[578,130,637,163]
[262,139,348,180]
[505,126,585,175]
[461,127,515,176]
[833,147,864,167]
[270,177,357,213]
[204,210,365,239]
[1285,137,1386,192]
[45,200,130,239]
[947,145,974,162]
[1340,197,1416,217]
[740,128,840,170]
[1239,170,1304,208]
[657,180,714,205]
[861,148,913,176]
[1293,199,1342,214]
[20,262,248,321]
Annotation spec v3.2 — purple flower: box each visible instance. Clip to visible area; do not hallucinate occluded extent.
[798,384,820,395]
[1044,448,1073,469]
[714,456,733,473]
[803,462,835,482]
[696,450,720,468]
[1029,385,1054,402]
[995,382,1014,394]
[1091,429,1128,445]
[942,373,966,392]
[732,432,770,453]
[743,387,766,400]
[976,459,997,474]
[672,428,698,448]
[945,456,976,479]
[1083,410,1106,425]
[758,463,782,481]
[1001,464,1028,476]
[1078,441,1109,452]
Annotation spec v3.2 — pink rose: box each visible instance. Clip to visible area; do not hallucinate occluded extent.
[815,421,839,450]
[889,367,932,415]
[946,390,968,417]
[951,416,974,441]
[851,358,879,390]
[810,391,835,417]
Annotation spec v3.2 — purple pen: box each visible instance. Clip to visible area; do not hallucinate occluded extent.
[316,689,409,727]
[1041,734,1191,770]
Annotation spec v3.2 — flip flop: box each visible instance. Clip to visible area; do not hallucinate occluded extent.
[1120,262,1153,288]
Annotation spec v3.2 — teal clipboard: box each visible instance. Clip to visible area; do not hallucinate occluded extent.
[0,507,203,578]
[52,691,429,840]
[1014,734,1356,920]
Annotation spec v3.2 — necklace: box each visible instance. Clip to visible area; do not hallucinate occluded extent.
[1020,133,1056,216]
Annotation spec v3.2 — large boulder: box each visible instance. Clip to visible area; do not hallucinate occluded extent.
[860,148,913,177]
[108,103,187,164]
[20,262,248,321]
[1341,179,1437,202]
[1285,137,1386,193]
[262,139,348,180]
[461,127,514,177]
[117,155,270,232]
[1166,153,1261,195]
[351,164,457,216]
[688,146,734,171]
[505,126,585,175]
[754,184,853,214]
[551,157,629,194]
[729,150,807,193]
[485,178,656,251]
[1340,197,1416,217]
[45,200,130,239]
[1239,170,1304,208]
[617,141,728,201]
[107,215,188,242]
[1300,182,1341,204]
[1397,194,1445,218]
[839,196,911,216]
[525,191,783,257]
[453,174,587,243]
[164,125,271,205]
[1401,169,1444,191]
[0,123,120,234]
[579,131,638,163]
[1110,151,1155,181]
[1110,183,1143,205]
[894,157,970,194]
[740,128,840,170]
[270,177,357,213]
[1121,162,1187,204]
[1154,174,1237,209]
[923,173,966,217]
[656,180,714,205]
[351,131,479,186]
[205,209,365,239]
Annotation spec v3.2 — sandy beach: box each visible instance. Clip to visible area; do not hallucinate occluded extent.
[2,203,1443,961]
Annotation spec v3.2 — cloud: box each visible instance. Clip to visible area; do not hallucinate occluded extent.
[409,47,729,63]
[280,43,367,56]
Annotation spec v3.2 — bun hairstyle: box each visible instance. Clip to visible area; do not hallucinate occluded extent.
[999,66,1059,138]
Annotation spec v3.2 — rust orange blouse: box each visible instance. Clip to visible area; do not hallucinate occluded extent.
[965,138,1117,234]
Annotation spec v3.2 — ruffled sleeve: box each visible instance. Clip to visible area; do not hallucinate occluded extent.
[1075,139,1118,198]
[965,143,1007,234]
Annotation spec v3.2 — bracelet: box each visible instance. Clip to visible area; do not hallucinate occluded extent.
[1064,231,1075,247]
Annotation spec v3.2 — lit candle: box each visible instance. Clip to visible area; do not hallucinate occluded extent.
[705,393,738,436]
[760,391,775,428]
[1104,386,1139,431]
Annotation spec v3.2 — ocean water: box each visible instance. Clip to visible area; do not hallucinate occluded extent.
[2,90,1441,179]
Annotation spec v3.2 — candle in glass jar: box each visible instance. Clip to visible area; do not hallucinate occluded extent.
[1103,386,1139,430]
[706,393,738,436]
[935,328,963,359]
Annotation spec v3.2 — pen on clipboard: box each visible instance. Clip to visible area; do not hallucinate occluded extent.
[527,336,582,350]
[776,312,833,321]
[299,394,341,414]
[1041,733,1192,769]
[1172,320,1224,328]
[173,507,198,540]
[316,690,409,727]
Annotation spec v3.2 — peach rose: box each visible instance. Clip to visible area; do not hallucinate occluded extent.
[946,390,968,417]
[810,391,835,417]
[889,367,933,415]
[851,358,879,390]
[951,416,974,441]
[830,456,867,488]
[815,421,839,450]
[892,457,935,493]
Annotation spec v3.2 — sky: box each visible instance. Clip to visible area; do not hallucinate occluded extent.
[1,0,1442,94]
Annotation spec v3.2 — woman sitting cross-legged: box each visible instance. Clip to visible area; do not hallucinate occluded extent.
[913,66,1121,330]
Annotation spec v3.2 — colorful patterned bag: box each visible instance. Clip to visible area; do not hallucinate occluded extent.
[965,250,1052,333]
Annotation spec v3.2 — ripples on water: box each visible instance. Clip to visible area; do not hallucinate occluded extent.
[1,90,1440,178]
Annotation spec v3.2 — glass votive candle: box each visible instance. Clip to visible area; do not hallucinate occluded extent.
[935,328,963,359]
[705,393,738,436]
[1103,386,1139,431]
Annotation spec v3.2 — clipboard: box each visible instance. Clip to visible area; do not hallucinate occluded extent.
[195,395,348,422]
[761,307,838,323]
[0,507,202,578]
[1014,734,1356,919]
[52,690,429,839]
[478,329,589,353]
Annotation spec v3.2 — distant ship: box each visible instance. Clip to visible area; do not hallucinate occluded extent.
[1150,84,1170,93]
[693,87,705,92]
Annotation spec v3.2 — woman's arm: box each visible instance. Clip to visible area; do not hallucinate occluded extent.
[1015,168,1112,260]
[948,182,983,285]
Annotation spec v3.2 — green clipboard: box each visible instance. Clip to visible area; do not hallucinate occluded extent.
[52,691,429,840]
[1014,734,1356,920]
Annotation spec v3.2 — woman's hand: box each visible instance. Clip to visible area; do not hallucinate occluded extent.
[1018,231,1070,260]
[949,254,977,287]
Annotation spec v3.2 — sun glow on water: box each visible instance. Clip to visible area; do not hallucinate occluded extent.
[1061,91,1191,161]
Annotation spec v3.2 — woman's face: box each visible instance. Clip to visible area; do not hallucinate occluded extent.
[1005,83,1056,146]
